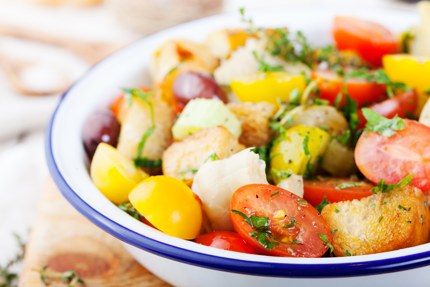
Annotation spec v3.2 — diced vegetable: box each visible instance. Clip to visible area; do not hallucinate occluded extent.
[129,176,202,239]
[90,143,147,204]
[172,98,241,140]
[230,72,306,104]
[270,125,330,181]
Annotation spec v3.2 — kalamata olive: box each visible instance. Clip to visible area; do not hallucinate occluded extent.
[172,71,227,109]
[83,110,120,160]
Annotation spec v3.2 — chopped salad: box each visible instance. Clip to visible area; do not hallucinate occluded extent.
[83,5,430,258]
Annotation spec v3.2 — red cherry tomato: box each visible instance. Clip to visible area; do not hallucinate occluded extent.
[356,90,417,129]
[195,231,259,254]
[304,178,374,207]
[312,69,386,108]
[333,17,399,67]
[230,184,332,257]
[355,119,430,192]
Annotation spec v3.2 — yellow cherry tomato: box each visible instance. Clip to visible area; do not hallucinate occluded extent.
[90,143,147,204]
[383,54,430,113]
[270,125,330,183]
[230,72,306,104]
[129,176,202,240]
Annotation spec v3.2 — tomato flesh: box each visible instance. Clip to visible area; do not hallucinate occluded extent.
[195,231,259,254]
[312,69,386,108]
[355,120,430,192]
[333,17,399,67]
[230,184,332,257]
[304,178,374,207]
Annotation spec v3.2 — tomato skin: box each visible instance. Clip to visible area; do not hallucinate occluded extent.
[312,69,386,108]
[356,90,418,129]
[303,178,374,207]
[230,184,332,257]
[195,231,259,254]
[355,120,430,192]
[333,17,399,67]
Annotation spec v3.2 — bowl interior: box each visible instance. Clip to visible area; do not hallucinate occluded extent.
[46,5,430,277]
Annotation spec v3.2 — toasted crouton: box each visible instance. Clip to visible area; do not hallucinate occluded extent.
[321,186,430,256]
[162,126,245,185]
[228,102,276,147]
[117,96,175,162]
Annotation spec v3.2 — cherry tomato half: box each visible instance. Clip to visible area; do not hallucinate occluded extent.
[356,90,418,129]
[195,231,259,254]
[312,69,386,108]
[333,16,399,67]
[355,119,430,192]
[230,184,332,257]
[303,178,374,207]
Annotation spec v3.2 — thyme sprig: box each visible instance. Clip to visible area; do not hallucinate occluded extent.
[0,234,26,287]
[34,266,85,287]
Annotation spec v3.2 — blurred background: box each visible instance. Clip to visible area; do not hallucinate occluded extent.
[0,0,422,285]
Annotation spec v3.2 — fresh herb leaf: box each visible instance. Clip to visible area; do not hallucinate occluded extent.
[340,95,359,131]
[207,152,219,161]
[313,98,329,106]
[135,126,155,162]
[0,234,25,287]
[302,134,310,157]
[284,217,296,228]
[335,129,351,145]
[265,28,313,67]
[346,69,410,97]
[118,202,142,220]
[271,191,280,197]
[362,108,405,137]
[252,51,284,72]
[34,266,85,287]
[270,169,292,182]
[344,250,352,256]
[401,30,415,53]
[134,158,162,168]
[297,198,308,206]
[315,195,329,213]
[318,233,334,253]
[303,161,314,179]
[231,210,279,250]
[177,168,199,175]
[335,182,364,189]
[372,174,413,193]
[398,205,411,211]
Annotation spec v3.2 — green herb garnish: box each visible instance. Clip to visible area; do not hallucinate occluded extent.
[335,182,364,190]
[302,134,310,157]
[335,129,351,145]
[362,108,405,137]
[372,174,413,193]
[315,195,329,213]
[318,233,334,253]
[118,202,142,220]
[252,51,284,72]
[270,169,292,182]
[231,210,279,250]
[398,205,411,211]
[34,266,85,287]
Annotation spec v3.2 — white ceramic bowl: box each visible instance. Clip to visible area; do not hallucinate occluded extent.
[46,6,430,287]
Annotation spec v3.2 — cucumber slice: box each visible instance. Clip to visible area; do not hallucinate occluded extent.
[172,98,241,140]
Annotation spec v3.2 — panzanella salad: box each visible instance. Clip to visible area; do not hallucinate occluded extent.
[82,8,430,258]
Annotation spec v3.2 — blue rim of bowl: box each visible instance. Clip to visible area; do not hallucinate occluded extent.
[45,13,430,278]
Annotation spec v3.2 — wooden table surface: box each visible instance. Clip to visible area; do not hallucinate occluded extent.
[19,180,170,287]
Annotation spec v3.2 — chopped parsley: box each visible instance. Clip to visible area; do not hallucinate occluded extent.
[302,134,310,157]
[335,129,351,145]
[341,95,360,132]
[315,195,329,213]
[398,205,411,211]
[134,158,162,168]
[362,108,405,137]
[344,250,352,256]
[297,198,308,206]
[372,174,413,194]
[177,167,199,175]
[335,182,364,190]
[346,69,410,97]
[270,169,292,182]
[118,202,143,220]
[231,210,279,250]
[284,217,296,228]
[318,233,334,253]
[271,191,280,197]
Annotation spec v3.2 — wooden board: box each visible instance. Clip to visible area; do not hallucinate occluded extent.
[19,180,170,287]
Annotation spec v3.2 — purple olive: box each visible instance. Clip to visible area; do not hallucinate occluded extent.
[82,110,120,160]
[172,71,227,109]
